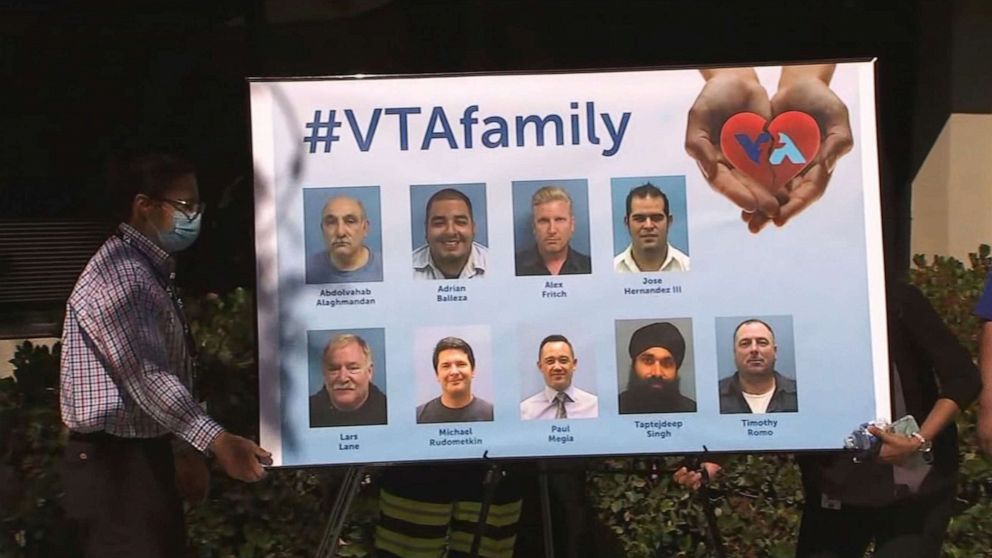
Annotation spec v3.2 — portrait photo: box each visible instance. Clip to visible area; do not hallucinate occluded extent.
[413,324,495,424]
[518,324,599,420]
[410,183,489,280]
[610,176,690,273]
[511,179,592,276]
[307,327,388,428]
[714,315,798,414]
[303,186,384,284]
[615,318,697,414]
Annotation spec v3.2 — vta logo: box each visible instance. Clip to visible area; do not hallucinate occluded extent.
[734,131,806,165]
[720,111,821,191]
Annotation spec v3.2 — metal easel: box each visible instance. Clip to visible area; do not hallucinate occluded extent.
[314,466,367,558]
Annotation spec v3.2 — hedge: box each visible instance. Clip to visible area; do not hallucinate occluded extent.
[1,245,989,557]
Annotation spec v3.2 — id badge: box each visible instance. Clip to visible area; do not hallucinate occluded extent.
[820,493,842,510]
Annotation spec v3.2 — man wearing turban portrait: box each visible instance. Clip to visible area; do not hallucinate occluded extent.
[618,322,697,414]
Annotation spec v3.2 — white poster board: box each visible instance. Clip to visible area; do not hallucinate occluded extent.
[250,61,889,467]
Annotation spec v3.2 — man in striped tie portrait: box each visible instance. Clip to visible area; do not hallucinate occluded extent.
[520,334,599,420]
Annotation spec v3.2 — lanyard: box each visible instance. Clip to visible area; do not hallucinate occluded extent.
[114,230,200,389]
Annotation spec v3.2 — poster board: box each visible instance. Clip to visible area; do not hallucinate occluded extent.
[250,60,889,467]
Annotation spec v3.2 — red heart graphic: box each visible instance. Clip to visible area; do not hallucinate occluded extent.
[719,111,821,192]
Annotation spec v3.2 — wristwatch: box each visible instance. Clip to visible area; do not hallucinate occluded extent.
[911,432,933,454]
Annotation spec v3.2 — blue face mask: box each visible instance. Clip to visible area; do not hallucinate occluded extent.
[157,211,202,253]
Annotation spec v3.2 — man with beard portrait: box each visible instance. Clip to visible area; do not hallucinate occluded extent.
[618,322,697,414]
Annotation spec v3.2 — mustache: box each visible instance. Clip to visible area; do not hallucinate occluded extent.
[628,369,679,391]
[637,377,673,390]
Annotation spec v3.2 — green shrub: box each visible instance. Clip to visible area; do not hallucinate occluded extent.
[589,244,992,557]
[0,290,376,558]
[184,288,378,558]
[912,245,992,557]
[2,246,990,557]
[0,341,73,558]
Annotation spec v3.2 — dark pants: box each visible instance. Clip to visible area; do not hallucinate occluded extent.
[796,485,956,558]
[62,432,186,558]
[544,463,589,558]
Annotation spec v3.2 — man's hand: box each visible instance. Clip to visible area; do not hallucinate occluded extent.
[867,426,921,466]
[209,432,272,483]
[685,69,780,219]
[174,450,210,504]
[745,65,853,232]
[673,461,722,491]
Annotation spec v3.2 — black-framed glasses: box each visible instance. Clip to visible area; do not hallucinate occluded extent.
[156,197,206,222]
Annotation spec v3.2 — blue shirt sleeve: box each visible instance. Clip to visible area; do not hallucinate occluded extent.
[977,272,992,321]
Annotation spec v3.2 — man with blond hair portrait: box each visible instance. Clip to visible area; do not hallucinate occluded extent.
[515,185,591,276]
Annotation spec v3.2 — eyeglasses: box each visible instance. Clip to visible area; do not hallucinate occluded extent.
[156,197,206,222]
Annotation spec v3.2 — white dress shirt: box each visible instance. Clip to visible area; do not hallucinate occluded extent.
[613,243,690,272]
[412,242,488,279]
[520,384,599,420]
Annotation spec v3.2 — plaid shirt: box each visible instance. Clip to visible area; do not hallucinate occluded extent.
[60,223,223,452]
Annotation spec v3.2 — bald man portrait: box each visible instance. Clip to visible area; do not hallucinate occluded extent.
[306,193,383,284]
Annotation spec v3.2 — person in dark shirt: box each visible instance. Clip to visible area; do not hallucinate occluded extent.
[515,185,591,276]
[618,322,697,414]
[416,336,493,423]
[678,282,980,557]
[793,281,980,556]
[718,319,798,414]
[309,333,387,427]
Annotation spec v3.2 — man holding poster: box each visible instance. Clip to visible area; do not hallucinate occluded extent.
[60,153,270,557]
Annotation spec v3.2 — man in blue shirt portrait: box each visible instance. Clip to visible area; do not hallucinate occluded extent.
[307,194,383,283]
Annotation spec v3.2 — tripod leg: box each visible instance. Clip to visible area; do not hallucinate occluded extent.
[538,464,556,558]
[698,484,726,558]
[316,466,365,558]
[469,462,501,558]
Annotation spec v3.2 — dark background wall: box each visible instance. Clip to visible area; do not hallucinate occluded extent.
[1,0,989,298]
[950,0,992,114]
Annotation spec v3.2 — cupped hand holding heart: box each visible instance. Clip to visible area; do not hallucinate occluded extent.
[685,66,853,233]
